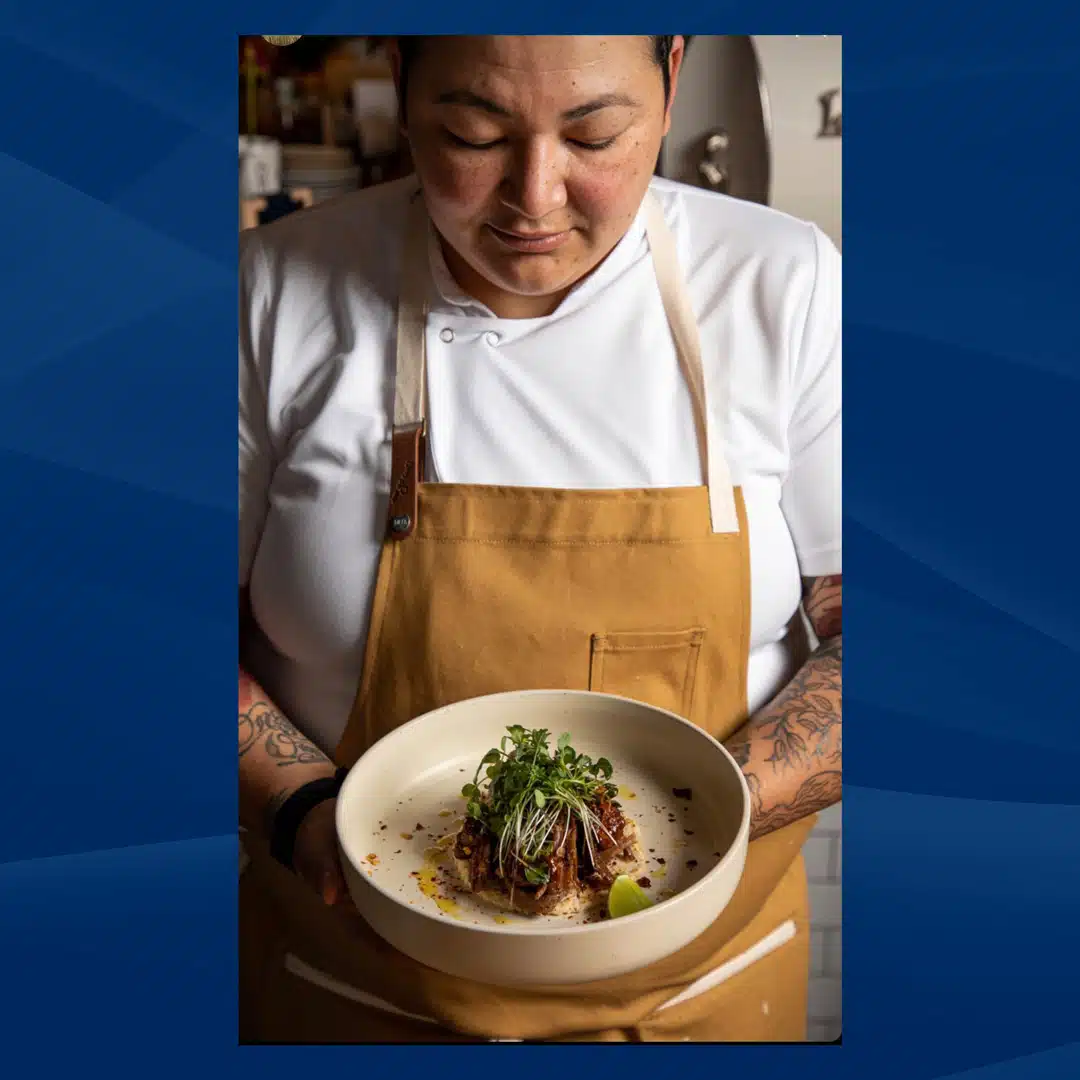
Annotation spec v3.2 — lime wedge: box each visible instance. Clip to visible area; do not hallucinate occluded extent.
[607,874,654,919]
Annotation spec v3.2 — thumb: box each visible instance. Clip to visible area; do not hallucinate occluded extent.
[292,799,346,905]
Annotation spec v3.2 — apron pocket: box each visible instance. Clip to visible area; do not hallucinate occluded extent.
[589,627,705,718]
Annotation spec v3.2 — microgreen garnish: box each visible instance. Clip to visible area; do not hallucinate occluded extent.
[461,726,618,886]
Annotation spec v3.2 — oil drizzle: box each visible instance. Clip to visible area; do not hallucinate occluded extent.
[416,845,461,918]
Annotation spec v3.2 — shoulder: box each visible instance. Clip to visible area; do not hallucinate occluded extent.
[239,177,418,425]
[646,177,839,386]
[240,175,419,305]
[647,176,837,315]
[648,175,830,264]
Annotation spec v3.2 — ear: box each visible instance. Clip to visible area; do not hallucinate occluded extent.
[662,36,686,137]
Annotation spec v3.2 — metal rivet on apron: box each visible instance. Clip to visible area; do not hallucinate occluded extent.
[391,514,411,534]
[484,331,501,347]
[439,328,454,343]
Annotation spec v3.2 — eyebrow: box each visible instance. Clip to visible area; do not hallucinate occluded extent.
[434,90,640,121]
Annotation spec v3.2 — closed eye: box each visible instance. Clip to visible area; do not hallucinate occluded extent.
[570,136,617,151]
[445,131,618,152]
[445,131,505,150]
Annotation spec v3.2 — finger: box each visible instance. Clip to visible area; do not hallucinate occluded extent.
[321,866,344,907]
[294,851,336,900]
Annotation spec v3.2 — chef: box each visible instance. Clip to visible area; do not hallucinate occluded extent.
[239,34,841,1042]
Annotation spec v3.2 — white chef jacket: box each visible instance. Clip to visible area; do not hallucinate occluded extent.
[240,175,841,755]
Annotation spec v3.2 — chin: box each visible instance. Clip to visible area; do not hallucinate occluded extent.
[482,259,581,299]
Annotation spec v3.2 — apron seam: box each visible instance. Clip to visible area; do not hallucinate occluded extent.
[652,917,797,1013]
[408,536,729,547]
[682,638,704,719]
[279,917,798,1040]
[336,536,400,764]
[738,491,752,724]
[592,642,706,655]
[282,953,446,1029]
[416,486,716,500]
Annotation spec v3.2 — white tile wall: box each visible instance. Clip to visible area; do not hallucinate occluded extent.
[803,801,841,1040]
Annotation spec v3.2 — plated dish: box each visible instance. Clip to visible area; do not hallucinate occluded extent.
[336,690,750,985]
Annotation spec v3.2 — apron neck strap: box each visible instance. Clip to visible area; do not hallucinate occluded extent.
[394,191,431,432]
[640,193,738,534]
[391,190,739,534]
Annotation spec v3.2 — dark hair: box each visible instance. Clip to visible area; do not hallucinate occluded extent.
[394,35,685,117]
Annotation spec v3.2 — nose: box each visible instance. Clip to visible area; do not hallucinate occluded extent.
[499,137,568,221]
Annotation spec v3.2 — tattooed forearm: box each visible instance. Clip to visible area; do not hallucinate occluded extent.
[239,667,337,835]
[727,736,752,769]
[761,637,841,774]
[723,576,842,841]
[730,640,842,840]
[753,771,841,837]
[239,699,329,767]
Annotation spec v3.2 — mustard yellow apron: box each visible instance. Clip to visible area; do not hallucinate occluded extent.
[240,190,815,1042]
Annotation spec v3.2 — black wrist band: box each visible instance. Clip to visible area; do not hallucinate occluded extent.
[269,766,349,873]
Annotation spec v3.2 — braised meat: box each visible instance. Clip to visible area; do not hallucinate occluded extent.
[577,799,638,886]
[457,797,639,912]
[454,727,644,916]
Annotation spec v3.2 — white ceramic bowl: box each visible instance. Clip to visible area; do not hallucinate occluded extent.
[336,689,750,987]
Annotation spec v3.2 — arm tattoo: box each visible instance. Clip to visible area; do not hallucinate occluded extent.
[725,575,842,841]
[727,735,752,769]
[238,698,329,767]
[762,637,841,774]
[752,771,841,838]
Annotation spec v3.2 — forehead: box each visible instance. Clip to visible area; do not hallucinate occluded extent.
[411,36,654,86]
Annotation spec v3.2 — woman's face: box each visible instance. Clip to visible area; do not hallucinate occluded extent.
[395,36,683,318]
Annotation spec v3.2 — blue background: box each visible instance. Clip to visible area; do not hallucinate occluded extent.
[3,2,1079,1074]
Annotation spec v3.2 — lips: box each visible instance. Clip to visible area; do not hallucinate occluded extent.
[486,223,572,254]
[495,227,564,240]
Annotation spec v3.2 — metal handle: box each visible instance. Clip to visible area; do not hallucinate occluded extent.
[817,89,842,138]
[696,128,731,193]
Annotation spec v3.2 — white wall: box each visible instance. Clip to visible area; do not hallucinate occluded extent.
[665,35,842,250]
[753,35,842,249]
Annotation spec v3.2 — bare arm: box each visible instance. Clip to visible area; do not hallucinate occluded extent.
[238,665,337,836]
[239,588,336,836]
[239,589,347,904]
[724,575,842,841]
